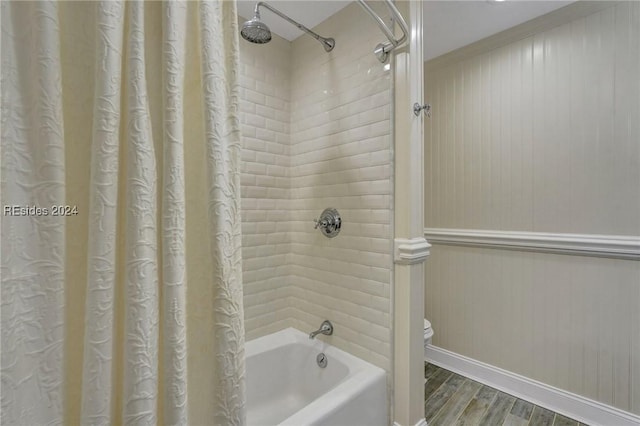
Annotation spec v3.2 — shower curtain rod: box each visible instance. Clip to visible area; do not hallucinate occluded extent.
[356,0,409,63]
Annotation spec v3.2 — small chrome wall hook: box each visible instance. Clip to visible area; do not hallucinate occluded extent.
[413,103,431,117]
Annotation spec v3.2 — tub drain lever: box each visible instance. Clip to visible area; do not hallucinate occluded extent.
[316,353,328,368]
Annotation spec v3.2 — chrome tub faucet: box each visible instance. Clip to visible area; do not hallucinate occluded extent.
[309,320,333,339]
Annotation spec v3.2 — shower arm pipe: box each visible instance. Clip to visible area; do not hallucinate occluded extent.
[356,0,409,63]
[254,1,328,45]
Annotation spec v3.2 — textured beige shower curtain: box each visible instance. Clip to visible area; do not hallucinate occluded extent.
[1,1,245,425]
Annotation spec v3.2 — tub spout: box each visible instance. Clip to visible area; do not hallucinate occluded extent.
[309,320,333,339]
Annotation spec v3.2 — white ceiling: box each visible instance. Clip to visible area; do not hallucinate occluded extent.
[423,1,573,60]
[237,1,575,60]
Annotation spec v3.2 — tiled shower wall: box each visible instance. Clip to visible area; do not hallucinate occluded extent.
[238,2,393,371]
[239,32,292,340]
[287,3,393,371]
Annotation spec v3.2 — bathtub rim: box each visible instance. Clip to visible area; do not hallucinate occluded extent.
[245,327,388,426]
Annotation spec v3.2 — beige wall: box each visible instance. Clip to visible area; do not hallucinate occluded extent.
[425,2,640,235]
[424,1,640,415]
[239,2,394,372]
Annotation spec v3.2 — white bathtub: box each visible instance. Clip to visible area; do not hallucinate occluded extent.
[245,327,388,426]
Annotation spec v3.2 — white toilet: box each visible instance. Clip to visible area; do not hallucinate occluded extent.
[424,318,434,350]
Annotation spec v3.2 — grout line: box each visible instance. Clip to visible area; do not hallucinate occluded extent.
[454,383,484,425]
[424,364,435,386]
[480,388,500,425]
[429,377,470,424]
[523,400,533,422]
[424,367,456,409]
[501,397,518,426]
[425,368,453,406]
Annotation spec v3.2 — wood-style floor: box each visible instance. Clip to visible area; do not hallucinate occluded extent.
[424,363,589,426]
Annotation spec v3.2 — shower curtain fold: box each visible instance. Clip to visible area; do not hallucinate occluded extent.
[199,2,246,424]
[161,2,189,426]
[0,1,66,424]
[0,1,245,425]
[80,2,124,424]
[122,1,161,424]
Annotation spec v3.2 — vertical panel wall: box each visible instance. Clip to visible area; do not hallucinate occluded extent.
[289,2,393,371]
[425,3,640,235]
[239,31,293,340]
[424,2,640,415]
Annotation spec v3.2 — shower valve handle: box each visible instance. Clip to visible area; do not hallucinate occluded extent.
[314,218,329,229]
[313,208,341,238]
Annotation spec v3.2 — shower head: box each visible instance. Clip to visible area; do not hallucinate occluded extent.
[241,2,334,52]
[241,15,272,44]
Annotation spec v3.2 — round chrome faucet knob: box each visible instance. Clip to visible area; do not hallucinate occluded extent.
[313,208,341,238]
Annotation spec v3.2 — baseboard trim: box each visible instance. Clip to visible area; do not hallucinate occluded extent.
[425,346,640,426]
[393,419,427,426]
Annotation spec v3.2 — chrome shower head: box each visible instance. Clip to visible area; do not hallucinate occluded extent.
[241,15,272,44]
[240,2,334,52]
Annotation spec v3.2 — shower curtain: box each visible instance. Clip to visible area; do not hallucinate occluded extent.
[1,1,245,425]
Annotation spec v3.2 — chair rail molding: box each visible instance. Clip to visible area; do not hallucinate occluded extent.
[424,228,640,260]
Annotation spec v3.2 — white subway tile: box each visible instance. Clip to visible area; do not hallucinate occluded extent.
[239,2,393,372]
